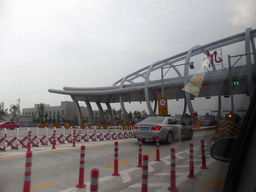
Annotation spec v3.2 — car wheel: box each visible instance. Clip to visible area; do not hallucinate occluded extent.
[187,129,193,140]
[165,132,173,144]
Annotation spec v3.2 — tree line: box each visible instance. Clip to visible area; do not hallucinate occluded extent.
[0,104,21,122]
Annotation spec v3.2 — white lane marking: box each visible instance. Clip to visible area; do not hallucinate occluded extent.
[154,172,185,176]
[126,158,216,191]
[120,167,139,183]
[176,165,189,168]
[128,183,169,188]
[158,145,202,165]
[176,153,185,160]
[60,145,204,192]
[148,161,157,172]
[120,171,133,183]
[161,156,170,165]
[59,187,78,192]
[190,156,213,162]
[99,175,115,182]
[192,159,204,162]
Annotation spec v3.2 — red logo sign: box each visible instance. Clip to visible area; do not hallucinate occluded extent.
[206,51,223,67]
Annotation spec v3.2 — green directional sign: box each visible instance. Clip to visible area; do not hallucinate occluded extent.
[232,81,239,86]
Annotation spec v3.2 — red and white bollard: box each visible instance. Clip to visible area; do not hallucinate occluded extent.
[168,148,178,192]
[23,150,32,192]
[137,138,143,168]
[76,146,86,188]
[141,155,149,192]
[72,129,76,147]
[52,130,56,149]
[155,136,161,161]
[201,140,208,169]
[28,131,31,152]
[187,143,196,178]
[112,142,120,176]
[90,169,99,192]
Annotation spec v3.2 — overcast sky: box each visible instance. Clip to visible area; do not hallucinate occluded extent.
[0,0,255,115]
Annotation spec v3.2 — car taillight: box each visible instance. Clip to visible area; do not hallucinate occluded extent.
[134,126,139,130]
[151,126,162,130]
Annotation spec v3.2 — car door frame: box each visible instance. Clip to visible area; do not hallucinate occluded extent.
[223,89,256,191]
[167,118,181,140]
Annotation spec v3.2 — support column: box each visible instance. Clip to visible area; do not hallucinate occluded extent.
[106,103,114,125]
[85,100,94,125]
[96,101,104,123]
[153,94,157,114]
[119,76,128,118]
[228,55,234,113]
[183,46,200,115]
[71,96,82,125]
[245,28,255,100]
[250,33,256,64]
[182,93,187,116]
[218,95,222,123]
[145,64,155,116]
[119,95,128,118]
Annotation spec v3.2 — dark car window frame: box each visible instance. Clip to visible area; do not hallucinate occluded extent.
[223,88,256,191]
[168,118,177,124]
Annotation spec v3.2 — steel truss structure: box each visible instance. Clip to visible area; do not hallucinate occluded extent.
[49,28,256,125]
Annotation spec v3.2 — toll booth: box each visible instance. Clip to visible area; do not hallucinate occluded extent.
[180,114,196,126]
[200,114,217,126]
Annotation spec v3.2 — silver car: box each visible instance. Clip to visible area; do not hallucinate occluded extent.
[133,116,193,144]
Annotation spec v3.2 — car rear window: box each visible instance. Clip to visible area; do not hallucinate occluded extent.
[140,117,166,124]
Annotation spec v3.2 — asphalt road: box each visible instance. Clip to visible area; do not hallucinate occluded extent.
[0,130,224,192]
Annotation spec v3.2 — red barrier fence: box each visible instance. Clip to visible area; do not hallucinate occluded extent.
[1,126,134,152]
[52,130,56,150]
[72,129,76,147]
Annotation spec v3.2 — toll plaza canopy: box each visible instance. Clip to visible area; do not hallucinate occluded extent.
[49,28,256,125]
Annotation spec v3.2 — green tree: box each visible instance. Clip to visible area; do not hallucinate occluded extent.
[10,104,20,122]
[141,110,149,118]
[32,113,39,123]
[37,103,46,124]
[133,110,141,118]
[0,108,8,119]
[104,110,110,120]
[44,112,48,123]
[112,108,117,117]
[128,111,133,121]
[56,114,61,124]
[117,109,122,118]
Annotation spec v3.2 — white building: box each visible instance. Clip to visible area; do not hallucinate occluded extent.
[21,101,103,125]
